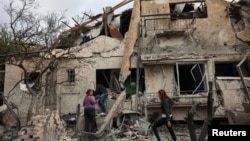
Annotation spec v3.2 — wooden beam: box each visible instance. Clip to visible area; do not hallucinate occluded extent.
[84,13,100,22]
[103,8,108,36]
[61,21,72,29]
[71,17,80,26]
[102,72,113,92]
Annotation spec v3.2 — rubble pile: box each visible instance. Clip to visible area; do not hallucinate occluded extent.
[103,123,195,141]
[97,110,196,141]
[13,110,77,141]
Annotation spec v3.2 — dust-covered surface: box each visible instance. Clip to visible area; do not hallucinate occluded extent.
[98,124,203,141]
[0,123,203,141]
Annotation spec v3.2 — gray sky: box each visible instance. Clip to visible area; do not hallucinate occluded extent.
[0,0,133,26]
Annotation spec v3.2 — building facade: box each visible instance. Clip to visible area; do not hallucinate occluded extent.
[3,0,250,124]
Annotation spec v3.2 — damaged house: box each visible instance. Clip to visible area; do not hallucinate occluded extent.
[3,0,139,127]
[137,0,250,123]
[2,0,250,134]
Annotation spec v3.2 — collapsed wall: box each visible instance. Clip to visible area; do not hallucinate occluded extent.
[13,110,76,141]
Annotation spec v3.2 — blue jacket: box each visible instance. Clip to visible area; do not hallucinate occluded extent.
[95,84,107,96]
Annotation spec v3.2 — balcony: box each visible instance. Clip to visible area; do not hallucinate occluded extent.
[143,13,196,37]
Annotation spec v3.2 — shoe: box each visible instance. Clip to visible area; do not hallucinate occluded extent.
[100,112,106,116]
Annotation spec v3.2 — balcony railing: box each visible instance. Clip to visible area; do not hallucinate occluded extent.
[144,92,207,106]
[143,13,196,36]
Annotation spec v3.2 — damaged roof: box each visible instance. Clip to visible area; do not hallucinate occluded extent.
[53,0,134,49]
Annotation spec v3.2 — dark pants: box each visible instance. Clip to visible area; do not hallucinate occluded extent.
[99,93,107,113]
[84,108,96,132]
[152,117,176,141]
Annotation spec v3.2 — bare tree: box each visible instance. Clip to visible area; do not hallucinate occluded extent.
[41,11,67,48]
[0,0,67,125]
[72,10,94,26]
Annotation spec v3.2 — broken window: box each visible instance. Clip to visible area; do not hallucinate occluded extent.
[215,61,250,77]
[170,1,208,19]
[67,69,75,82]
[21,72,41,91]
[96,69,122,94]
[24,72,40,84]
[227,2,244,32]
[119,9,132,36]
[175,63,208,95]
[124,68,145,95]
[96,68,145,95]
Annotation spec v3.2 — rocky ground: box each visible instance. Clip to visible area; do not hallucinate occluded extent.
[89,124,203,141]
[0,120,205,141]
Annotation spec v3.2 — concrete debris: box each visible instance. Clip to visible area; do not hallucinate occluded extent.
[227,110,250,124]
[216,79,246,111]
[0,126,19,141]
[104,110,150,140]
[54,0,133,49]
[102,123,201,141]
[12,110,77,141]
[19,83,35,92]
[0,104,7,113]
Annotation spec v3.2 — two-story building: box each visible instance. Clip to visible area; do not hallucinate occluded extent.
[3,0,250,125]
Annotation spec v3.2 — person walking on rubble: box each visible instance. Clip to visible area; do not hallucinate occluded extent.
[95,84,108,116]
[83,89,99,132]
[152,89,176,141]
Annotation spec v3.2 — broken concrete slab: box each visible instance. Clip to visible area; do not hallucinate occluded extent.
[0,104,7,112]
[226,110,250,124]
[236,29,250,42]
[242,102,250,113]
[216,80,246,111]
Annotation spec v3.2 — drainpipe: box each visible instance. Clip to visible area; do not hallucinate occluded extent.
[136,23,141,111]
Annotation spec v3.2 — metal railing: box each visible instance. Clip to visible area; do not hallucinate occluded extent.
[145,18,195,32]
[144,92,207,106]
[143,13,196,34]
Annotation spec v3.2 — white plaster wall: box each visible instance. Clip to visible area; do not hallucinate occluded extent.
[54,35,138,115]
[216,80,247,111]
[4,60,47,119]
[4,64,31,117]
[3,36,138,117]
[144,64,175,96]
[56,56,138,115]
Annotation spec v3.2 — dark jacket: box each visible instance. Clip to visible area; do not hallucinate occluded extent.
[161,99,173,121]
[95,84,107,96]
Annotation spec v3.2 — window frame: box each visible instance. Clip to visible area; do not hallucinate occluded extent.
[23,72,41,84]
[21,71,41,91]
[175,62,209,97]
[169,1,208,20]
[67,69,76,83]
[215,60,250,78]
